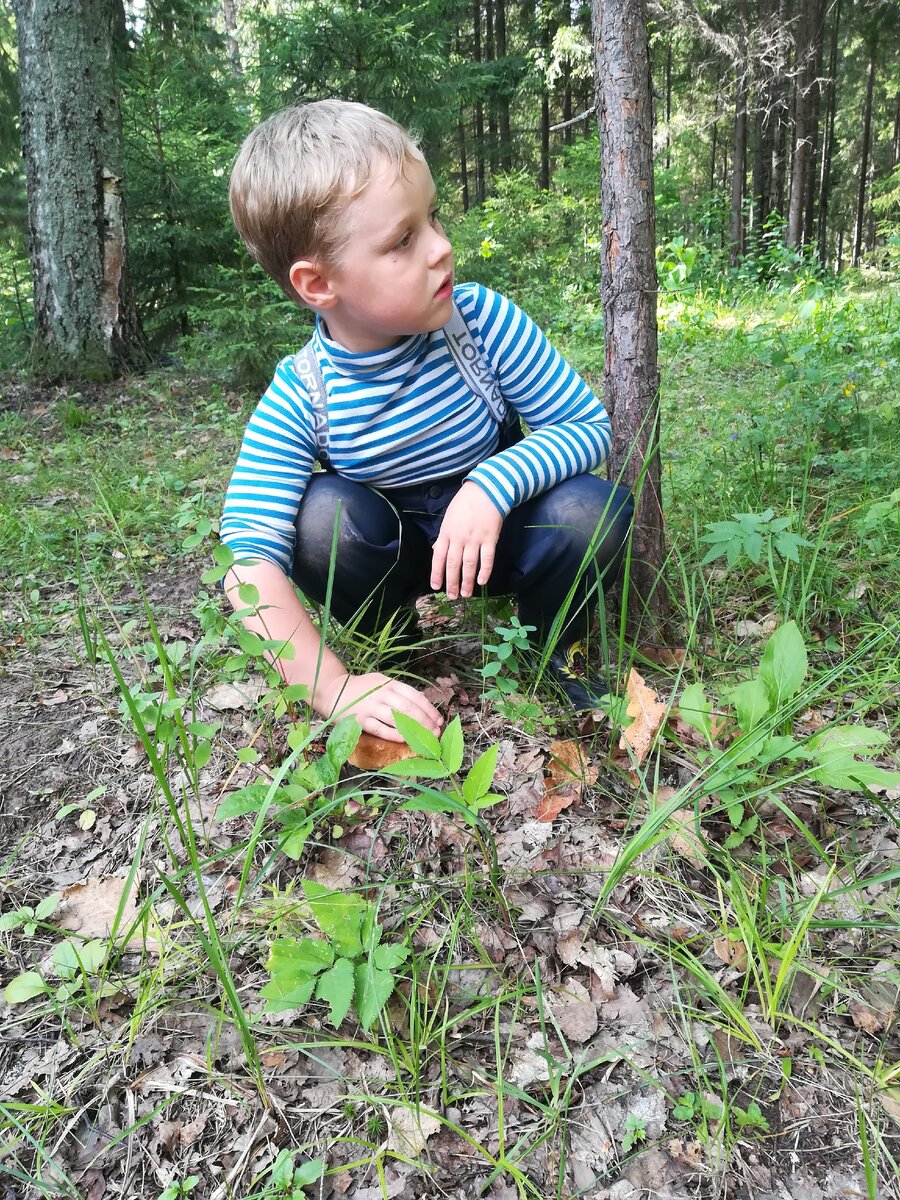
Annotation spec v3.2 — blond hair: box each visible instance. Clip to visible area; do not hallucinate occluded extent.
[229,100,423,303]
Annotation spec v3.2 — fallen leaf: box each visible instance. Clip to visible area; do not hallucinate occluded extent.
[667,806,708,868]
[550,976,599,1043]
[348,733,415,770]
[713,937,748,972]
[643,645,688,669]
[849,998,893,1034]
[734,615,778,639]
[205,680,265,710]
[386,1106,441,1155]
[546,738,598,787]
[57,874,159,952]
[878,1088,900,1126]
[619,669,666,768]
[536,783,579,822]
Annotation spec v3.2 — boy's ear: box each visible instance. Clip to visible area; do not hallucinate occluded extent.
[289,259,337,309]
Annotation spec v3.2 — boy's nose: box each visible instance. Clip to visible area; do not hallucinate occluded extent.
[429,226,453,266]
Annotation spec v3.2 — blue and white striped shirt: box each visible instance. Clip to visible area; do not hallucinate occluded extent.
[221,283,611,573]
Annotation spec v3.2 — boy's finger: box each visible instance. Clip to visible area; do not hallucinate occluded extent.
[477,541,495,586]
[430,540,448,590]
[460,548,479,597]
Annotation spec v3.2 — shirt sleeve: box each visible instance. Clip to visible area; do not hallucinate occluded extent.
[455,284,612,516]
[219,357,318,573]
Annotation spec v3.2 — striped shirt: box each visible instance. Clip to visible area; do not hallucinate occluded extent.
[221,283,611,573]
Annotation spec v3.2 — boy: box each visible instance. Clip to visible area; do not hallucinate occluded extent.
[222,99,633,743]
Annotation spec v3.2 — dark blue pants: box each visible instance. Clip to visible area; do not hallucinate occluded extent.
[291,472,634,643]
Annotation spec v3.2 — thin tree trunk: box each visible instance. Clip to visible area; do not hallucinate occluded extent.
[852,48,875,266]
[486,0,498,175]
[772,0,791,217]
[540,8,551,189]
[891,90,899,170]
[473,0,486,203]
[220,0,243,76]
[495,0,511,170]
[816,0,841,263]
[592,0,666,636]
[13,0,145,377]
[710,119,718,192]
[802,0,826,246]
[458,113,470,212]
[730,0,748,265]
[787,0,810,245]
[665,42,672,169]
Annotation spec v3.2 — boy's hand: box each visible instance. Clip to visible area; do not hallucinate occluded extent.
[317,672,443,742]
[431,482,503,600]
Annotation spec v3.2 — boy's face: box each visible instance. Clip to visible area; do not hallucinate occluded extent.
[314,155,454,353]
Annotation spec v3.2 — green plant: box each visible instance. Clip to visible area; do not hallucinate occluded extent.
[159,1175,200,1200]
[479,616,547,731]
[621,1112,648,1153]
[700,508,812,571]
[256,1149,325,1198]
[0,892,59,937]
[261,882,409,1030]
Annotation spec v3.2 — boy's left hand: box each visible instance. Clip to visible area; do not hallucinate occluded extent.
[431,481,503,600]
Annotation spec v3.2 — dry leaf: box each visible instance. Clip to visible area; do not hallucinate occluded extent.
[205,680,264,711]
[57,874,158,952]
[713,937,748,972]
[878,1088,900,1126]
[643,645,689,669]
[849,998,893,1034]
[546,739,598,787]
[668,806,708,868]
[536,783,579,822]
[348,732,415,770]
[549,977,599,1043]
[385,1106,441,1155]
[619,669,666,768]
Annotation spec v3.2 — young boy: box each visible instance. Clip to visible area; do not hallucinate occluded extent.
[222,99,633,743]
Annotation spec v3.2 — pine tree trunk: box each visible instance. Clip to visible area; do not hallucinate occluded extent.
[495,0,512,170]
[891,91,899,169]
[787,0,810,246]
[710,119,718,192]
[852,48,875,266]
[13,0,145,378]
[802,0,826,246]
[730,1,748,265]
[592,0,666,636]
[485,0,499,174]
[540,9,551,189]
[816,0,841,264]
[665,42,672,170]
[473,0,486,203]
[772,0,792,217]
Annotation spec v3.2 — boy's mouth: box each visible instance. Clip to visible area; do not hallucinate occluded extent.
[435,274,453,300]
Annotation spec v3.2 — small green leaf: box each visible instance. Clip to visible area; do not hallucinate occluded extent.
[462,742,499,805]
[260,972,316,1013]
[316,957,355,1027]
[293,1159,326,1186]
[678,681,713,741]
[215,782,272,821]
[354,959,396,1030]
[440,716,464,773]
[323,716,361,783]
[381,757,449,779]
[238,582,260,606]
[4,971,48,1004]
[51,938,106,979]
[279,816,313,860]
[302,882,364,958]
[759,620,807,709]
[266,936,334,978]
[728,677,771,732]
[238,629,266,656]
[374,942,409,971]
[34,893,60,921]
[392,711,442,760]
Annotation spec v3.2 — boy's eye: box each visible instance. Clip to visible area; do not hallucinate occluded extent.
[396,231,412,249]
[429,208,440,224]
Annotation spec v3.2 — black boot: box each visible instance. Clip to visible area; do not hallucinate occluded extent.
[544,639,612,711]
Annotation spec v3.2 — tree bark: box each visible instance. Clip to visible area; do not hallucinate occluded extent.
[852,48,875,267]
[592,0,666,636]
[786,0,810,246]
[772,0,791,217]
[13,0,145,377]
[730,0,748,265]
[816,0,841,264]
[802,0,826,246]
[540,6,551,189]
[495,0,511,170]
[473,0,486,203]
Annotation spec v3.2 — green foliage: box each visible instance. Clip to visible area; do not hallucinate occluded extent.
[261,882,408,1031]
[478,616,547,733]
[700,509,813,569]
[621,1113,648,1153]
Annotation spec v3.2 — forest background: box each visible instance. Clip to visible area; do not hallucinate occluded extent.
[1,1,900,1199]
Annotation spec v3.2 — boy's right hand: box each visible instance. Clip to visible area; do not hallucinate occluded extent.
[316,672,443,742]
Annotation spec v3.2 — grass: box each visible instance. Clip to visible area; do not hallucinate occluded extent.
[1,272,899,1198]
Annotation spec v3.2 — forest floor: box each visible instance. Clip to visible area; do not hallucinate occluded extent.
[1,277,899,1200]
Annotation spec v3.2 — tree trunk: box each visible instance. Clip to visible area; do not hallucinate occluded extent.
[891,90,899,170]
[220,0,243,76]
[802,0,826,246]
[730,0,748,265]
[13,0,145,377]
[495,0,512,170]
[710,118,718,192]
[458,112,471,213]
[786,0,810,246]
[540,8,551,189]
[852,48,875,267]
[665,42,672,170]
[751,0,774,235]
[772,0,791,217]
[473,0,486,203]
[816,0,841,264]
[592,0,666,636]
[485,0,498,174]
